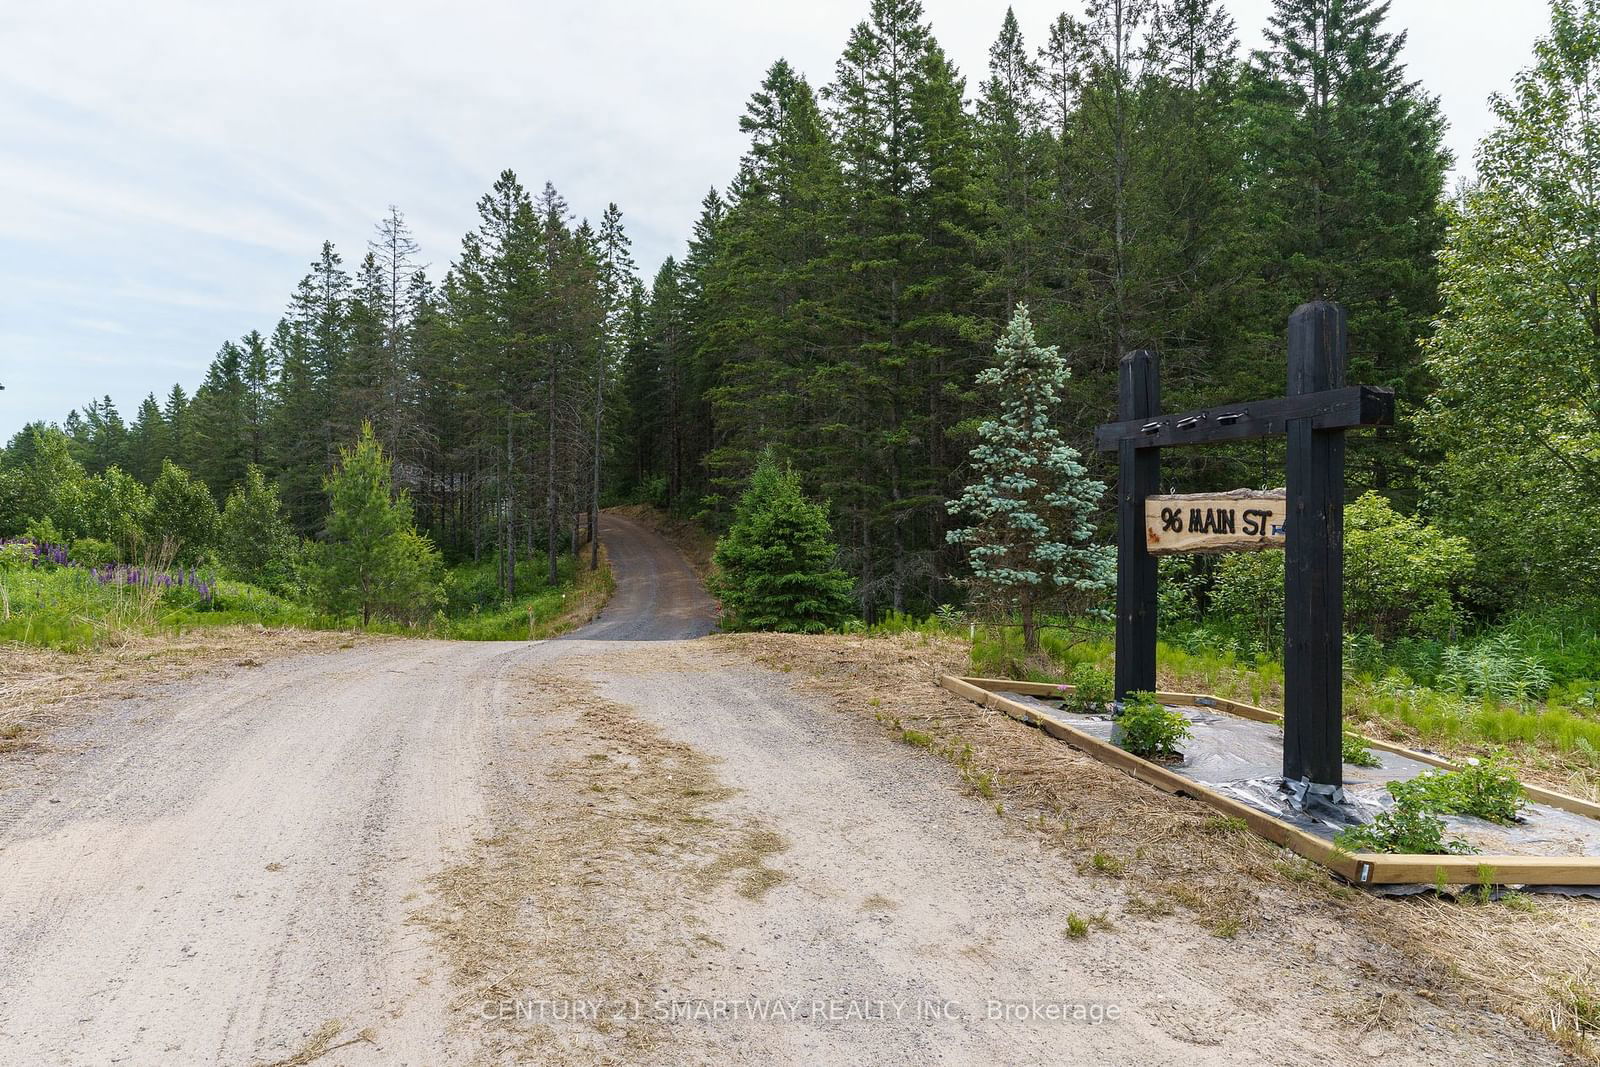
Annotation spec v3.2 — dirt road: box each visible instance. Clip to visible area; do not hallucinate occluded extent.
[0,519,1573,1065]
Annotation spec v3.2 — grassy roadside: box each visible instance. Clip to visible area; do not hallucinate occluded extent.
[442,547,614,641]
[0,626,368,758]
[720,629,1600,1059]
[0,548,614,652]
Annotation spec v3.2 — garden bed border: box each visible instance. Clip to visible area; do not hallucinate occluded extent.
[939,674,1600,887]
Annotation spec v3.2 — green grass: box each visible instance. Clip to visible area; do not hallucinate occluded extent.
[0,549,608,650]
[440,552,612,641]
[0,566,313,651]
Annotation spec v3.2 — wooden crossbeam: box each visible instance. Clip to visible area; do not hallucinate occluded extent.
[1093,384,1393,452]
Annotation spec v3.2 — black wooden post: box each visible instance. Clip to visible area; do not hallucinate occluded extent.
[1283,302,1347,789]
[1115,350,1160,701]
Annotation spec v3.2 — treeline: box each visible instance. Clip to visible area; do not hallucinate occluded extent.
[609,0,1447,618]
[23,181,634,599]
[18,0,1592,627]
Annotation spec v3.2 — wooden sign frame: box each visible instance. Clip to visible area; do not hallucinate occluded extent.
[1095,302,1395,790]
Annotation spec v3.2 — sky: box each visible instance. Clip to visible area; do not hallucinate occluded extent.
[0,0,1553,442]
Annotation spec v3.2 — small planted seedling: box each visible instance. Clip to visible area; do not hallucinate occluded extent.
[1334,791,1475,856]
[1058,663,1114,716]
[1341,731,1381,768]
[1386,748,1525,824]
[1115,692,1192,762]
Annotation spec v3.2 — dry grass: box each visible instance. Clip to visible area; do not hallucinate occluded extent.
[715,630,1600,1059]
[410,668,787,1064]
[703,827,790,899]
[531,545,616,639]
[0,626,365,755]
[252,1019,375,1067]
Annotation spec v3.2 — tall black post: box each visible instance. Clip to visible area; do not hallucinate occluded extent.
[1283,302,1346,789]
[1114,350,1160,701]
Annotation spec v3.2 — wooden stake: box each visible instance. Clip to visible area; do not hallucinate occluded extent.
[1284,302,1347,789]
[1115,350,1160,701]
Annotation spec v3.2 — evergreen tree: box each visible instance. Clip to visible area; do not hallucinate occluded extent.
[269,315,325,534]
[589,202,636,564]
[946,305,1112,650]
[1245,0,1450,499]
[822,0,984,615]
[704,61,841,501]
[70,396,130,474]
[977,8,1047,315]
[162,384,191,469]
[370,205,422,461]
[127,393,168,484]
[712,451,856,633]
[240,329,274,467]
[312,423,443,626]
[189,340,251,496]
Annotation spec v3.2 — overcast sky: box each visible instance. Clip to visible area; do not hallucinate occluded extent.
[0,0,1552,441]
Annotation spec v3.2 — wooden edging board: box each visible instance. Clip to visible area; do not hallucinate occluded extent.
[939,674,1600,887]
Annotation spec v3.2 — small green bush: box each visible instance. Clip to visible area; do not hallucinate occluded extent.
[220,466,299,593]
[68,538,118,569]
[1335,792,1475,855]
[0,542,33,571]
[143,460,220,565]
[1116,692,1192,761]
[712,451,856,634]
[1059,663,1113,715]
[1342,731,1381,768]
[1387,749,1525,824]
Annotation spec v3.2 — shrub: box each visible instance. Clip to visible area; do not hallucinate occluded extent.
[220,466,299,593]
[0,542,32,571]
[712,451,856,633]
[1116,692,1192,761]
[1059,663,1113,715]
[1342,731,1382,768]
[68,538,118,569]
[1206,493,1473,647]
[143,460,220,565]
[81,467,149,557]
[3,425,90,538]
[1211,551,1284,650]
[1344,492,1473,642]
[1335,792,1475,855]
[1387,749,1525,824]
[23,518,65,550]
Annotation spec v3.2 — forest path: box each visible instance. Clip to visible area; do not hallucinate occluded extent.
[568,511,717,641]
[0,521,1570,1065]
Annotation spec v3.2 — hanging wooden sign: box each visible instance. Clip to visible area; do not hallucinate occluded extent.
[1144,489,1287,556]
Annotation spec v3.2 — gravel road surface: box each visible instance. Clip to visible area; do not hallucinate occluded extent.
[0,518,1571,1066]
